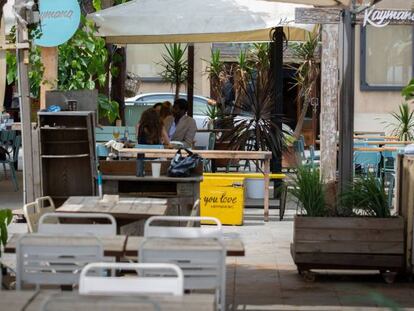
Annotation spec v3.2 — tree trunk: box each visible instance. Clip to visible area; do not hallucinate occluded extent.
[111,47,126,125]
[293,100,309,139]
[174,83,180,101]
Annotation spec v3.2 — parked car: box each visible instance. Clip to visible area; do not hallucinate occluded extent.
[125,92,294,150]
[125,92,210,148]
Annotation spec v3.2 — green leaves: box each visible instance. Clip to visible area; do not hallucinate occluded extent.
[341,174,390,218]
[384,103,414,141]
[220,43,286,158]
[289,166,327,217]
[58,17,109,92]
[98,94,119,124]
[6,51,17,86]
[0,209,12,256]
[402,78,414,101]
[92,0,102,11]
[159,44,188,98]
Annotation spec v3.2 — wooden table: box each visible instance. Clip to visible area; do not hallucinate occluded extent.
[354,135,400,140]
[354,147,400,152]
[126,235,245,257]
[5,233,127,257]
[5,233,245,257]
[119,148,274,221]
[366,141,413,145]
[56,196,169,234]
[100,175,202,220]
[1,290,214,311]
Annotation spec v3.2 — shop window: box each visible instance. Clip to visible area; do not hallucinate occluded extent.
[360,25,413,91]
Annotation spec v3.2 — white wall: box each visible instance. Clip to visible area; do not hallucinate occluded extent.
[126,43,211,97]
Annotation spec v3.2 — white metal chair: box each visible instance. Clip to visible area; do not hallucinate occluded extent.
[16,234,103,290]
[144,215,222,239]
[38,213,117,237]
[141,216,226,311]
[79,262,184,296]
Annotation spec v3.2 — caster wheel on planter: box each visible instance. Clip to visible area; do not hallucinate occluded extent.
[381,271,397,284]
[302,270,316,282]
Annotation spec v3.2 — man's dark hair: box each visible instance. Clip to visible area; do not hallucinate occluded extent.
[174,98,188,111]
[153,102,163,109]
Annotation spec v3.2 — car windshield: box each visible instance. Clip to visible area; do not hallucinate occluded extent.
[127,94,207,116]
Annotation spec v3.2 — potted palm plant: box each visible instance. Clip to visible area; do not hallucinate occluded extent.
[384,103,414,141]
[159,43,188,100]
[290,168,404,283]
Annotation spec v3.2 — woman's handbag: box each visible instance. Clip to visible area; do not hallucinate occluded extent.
[167,148,201,177]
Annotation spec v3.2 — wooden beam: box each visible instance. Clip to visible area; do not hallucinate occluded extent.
[15,0,35,203]
[40,47,58,109]
[295,8,342,24]
[320,24,339,184]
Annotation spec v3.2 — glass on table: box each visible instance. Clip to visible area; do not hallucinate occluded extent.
[112,128,120,140]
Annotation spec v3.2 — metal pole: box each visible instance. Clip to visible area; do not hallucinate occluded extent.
[270,27,284,198]
[187,43,194,117]
[270,27,283,173]
[15,0,35,203]
[338,9,355,194]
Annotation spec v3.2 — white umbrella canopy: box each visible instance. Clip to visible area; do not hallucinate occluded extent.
[88,0,315,44]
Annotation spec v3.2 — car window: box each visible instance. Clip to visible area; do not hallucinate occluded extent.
[193,98,208,116]
[142,95,174,104]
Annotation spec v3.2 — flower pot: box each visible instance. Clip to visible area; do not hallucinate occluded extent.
[245,178,264,199]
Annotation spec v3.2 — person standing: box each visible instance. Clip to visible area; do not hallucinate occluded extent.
[164,98,197,148]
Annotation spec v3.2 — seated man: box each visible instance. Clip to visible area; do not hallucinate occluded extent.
[164,98,197,148]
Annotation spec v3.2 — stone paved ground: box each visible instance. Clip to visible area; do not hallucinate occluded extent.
[223,207,414,311]
[1,172,414,310]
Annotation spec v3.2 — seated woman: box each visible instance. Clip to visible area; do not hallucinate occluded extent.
[160,101,173,124]
[137,108,170,146]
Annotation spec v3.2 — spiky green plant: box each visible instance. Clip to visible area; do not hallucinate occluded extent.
[159,43,188,100]
[289,166,327,217]
[289,29,320,139]
[0,209,12,257]
[385,103,414,141]
[204,49,226,106]
[341,174,390,218]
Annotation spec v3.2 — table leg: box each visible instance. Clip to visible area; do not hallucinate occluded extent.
[264,159,270,222]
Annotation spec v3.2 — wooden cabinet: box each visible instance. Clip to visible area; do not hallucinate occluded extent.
[38,112,96,204]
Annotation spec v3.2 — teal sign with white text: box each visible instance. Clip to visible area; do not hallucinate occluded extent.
[35,0,81,47]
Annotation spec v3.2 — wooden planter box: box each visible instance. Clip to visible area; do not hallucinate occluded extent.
[291,216,405,279]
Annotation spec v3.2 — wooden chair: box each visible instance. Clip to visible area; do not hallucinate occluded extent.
[23,196,55,233]
[22,201,40,233]
[36,196,55,214]
[16,234,103,290]
[79,262,184,296]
